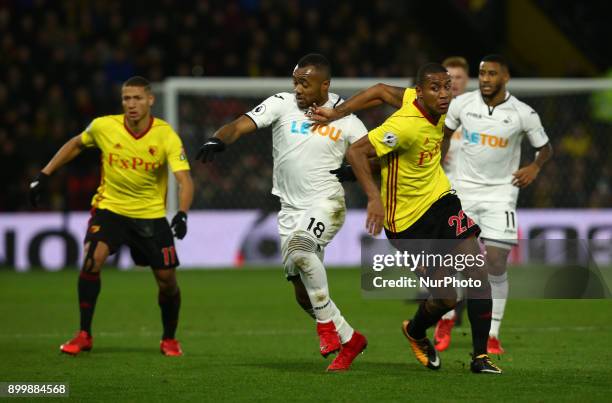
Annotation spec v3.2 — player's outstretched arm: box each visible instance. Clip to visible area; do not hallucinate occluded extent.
[512,142,553,187]
[197,115,257,163]
[310,84,405,124]
[170,169,194,239]
[347,136,385,236]
[29,135,87,207]
[41,135,87,175]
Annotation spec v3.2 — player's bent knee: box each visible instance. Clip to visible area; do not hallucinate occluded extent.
[82,241,107,273]
[154,269,178,294]
[287,231,318,255]
[485,245,511,275]
[285,231,319,273]
[154,267,176,280]
[487,258,507,276]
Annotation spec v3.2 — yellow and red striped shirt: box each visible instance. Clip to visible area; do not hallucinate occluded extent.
[368,88,451,232]
[80,114,190,219]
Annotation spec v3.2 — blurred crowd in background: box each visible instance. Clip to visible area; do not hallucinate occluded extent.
[1,0,610,211]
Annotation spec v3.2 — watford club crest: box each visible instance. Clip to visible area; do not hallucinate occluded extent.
[149,146,158,157]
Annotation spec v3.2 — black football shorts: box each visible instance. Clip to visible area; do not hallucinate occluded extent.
[84,208,179,269]
[386,192,480,241]
[385,192,481,258]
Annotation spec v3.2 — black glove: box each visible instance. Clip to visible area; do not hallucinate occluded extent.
[330,165,356,182]
[171,211,188,239]
[196,137,226,163]
[29,172,49,207]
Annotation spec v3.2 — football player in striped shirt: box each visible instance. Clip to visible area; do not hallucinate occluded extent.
[311,63,501,374]
[29,77,193,357]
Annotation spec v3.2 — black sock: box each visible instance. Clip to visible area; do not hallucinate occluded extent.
[78,271,101,335]
[159,288,181,339]
[454,299,466,326]
[467,298,492,356]
[407,300,450,339]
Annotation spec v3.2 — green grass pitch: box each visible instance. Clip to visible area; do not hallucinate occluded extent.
[0,268,611,402]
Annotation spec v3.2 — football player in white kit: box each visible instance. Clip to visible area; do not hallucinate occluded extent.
[442,54,553,354]
[197,54,368,371]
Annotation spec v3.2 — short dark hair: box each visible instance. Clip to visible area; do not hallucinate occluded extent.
[415,63,448,86]
[481,54,509,70]
[123,76,151,91]
[442,56,469,75]
[296,53,331,79]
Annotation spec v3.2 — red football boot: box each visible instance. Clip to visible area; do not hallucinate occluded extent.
[160,338,183,356]
[326,331,367,372]
[60,331,93,355]
[434,318,455,352]
[317,321,341,358]
[487,336,505,355]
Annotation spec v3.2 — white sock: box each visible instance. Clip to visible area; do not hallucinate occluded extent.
[296,252,354,343]
[296,252,334,322]
[442,309,456,320]
[328,300,354,344]
[488,272,508,338]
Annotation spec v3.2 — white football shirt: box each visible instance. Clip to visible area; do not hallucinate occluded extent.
[245,92,368,209]
[445,90,549,202]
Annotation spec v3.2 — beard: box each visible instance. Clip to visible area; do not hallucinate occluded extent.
[480,83,502,100]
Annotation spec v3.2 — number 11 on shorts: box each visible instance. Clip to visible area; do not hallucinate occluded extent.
[162,246,177,266]
[505,211,516,229]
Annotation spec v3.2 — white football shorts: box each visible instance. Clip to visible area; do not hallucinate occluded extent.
[461,199,518,249]
[278,196,346,278]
